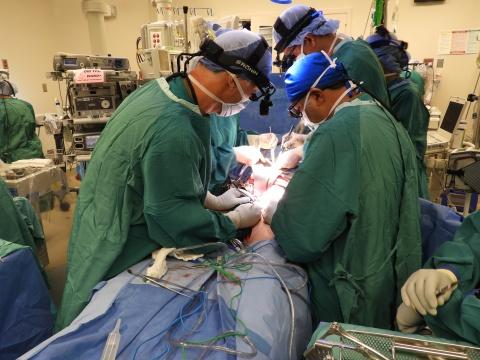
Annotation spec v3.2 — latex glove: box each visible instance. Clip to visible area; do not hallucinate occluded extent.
[227,202,262,229]
[401,269,458,316]
[275,146,303,169]
[396,302,425,334]
[261,185,286,225]
[282,132,307,149]
[234,146,264,166]
[204,189,251,211]
[248,133,278,149]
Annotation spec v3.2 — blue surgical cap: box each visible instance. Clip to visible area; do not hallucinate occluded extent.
[199,29,272,80]
[285,52,347,103]
[273,5,340,50]
[366,29,410,74]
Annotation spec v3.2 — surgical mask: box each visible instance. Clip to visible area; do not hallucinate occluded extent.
[303,85,356,131]
[297,41,306,61]
[301,53,357,131]
[188,72,250,117]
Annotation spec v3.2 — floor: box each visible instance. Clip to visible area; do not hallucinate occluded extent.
[41,169,79,308]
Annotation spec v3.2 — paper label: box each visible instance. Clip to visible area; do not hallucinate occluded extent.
[73,69,105,84]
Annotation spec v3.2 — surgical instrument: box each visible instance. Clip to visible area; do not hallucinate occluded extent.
[128,269,194,298]
[281,125,295,151]
[269,126,276,163]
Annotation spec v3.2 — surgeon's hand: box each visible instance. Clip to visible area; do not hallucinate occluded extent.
[234,146,264,166]
[396,303,425,334]
[248,133,278,149]
[275,147,303,169]
[227,202,262,229]
[245,220,275,246]
[282,132,307,149]
[216,188,251,210]
[401,269,458,316]
[204,189,250,211]
[261,185,286,225]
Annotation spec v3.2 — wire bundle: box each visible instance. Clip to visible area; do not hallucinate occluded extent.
[129,246,306,359]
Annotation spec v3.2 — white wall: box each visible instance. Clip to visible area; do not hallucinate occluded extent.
[0,0,58,113]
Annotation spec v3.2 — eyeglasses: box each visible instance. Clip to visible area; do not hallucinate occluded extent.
[288,101,303,118]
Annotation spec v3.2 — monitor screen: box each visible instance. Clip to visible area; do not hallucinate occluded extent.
[64,58,77,66]
[85,135,100,150]
[440,101,464,133]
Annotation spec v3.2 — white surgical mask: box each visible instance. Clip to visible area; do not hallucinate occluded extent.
[188,72,250,117]
[296,41,306,61]
[301,52,357,131]
[303,84,357,131]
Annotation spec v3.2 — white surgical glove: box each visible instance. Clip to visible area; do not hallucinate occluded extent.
[275,147,303,169]
[282,132,308,150]
[401,268,458,316]
[261,185,286,225]
[396,302,425,334]
[234,146,264,166]
[204,189,251,211]
[247,133,278,149]
[227,202,262,229]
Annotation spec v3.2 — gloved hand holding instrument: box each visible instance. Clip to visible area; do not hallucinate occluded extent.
[401,268,458,316]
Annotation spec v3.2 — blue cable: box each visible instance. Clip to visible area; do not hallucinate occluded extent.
[132,291,207,360]
[179,291,208,332]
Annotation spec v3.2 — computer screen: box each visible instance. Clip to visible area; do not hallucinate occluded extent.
[440,100,464,133]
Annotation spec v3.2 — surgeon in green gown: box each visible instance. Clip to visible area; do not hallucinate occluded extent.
[204,27,277,193]
[271,4,390,157]
[272,5,389,107]
[367,26,430,199]
[397,210,480,345]
[263,52,421,329]
[56,30,272,330]
[0,80,43,163]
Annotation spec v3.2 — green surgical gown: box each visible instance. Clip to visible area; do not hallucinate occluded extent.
[0,98,43,163]
[424,211,480,345]
[0,179,47,283]
[333,39,390,107]
[0,178,37,251]
[272,97,421,328]
[402,70,425,98]
[56,77,237,330]
[209,114,248,191]
[389,79,430,199]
